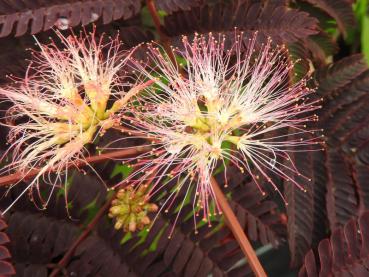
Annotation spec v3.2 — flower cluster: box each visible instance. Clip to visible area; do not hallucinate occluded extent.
[109,185,158,232]
[0,30,145,211]
[119,33,321,231]
[0,29,321,230]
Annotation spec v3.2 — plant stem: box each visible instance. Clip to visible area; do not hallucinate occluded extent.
[0,146,151,187]
[49,191,117,277]
[210,176,267,277]
[146,0,177,67]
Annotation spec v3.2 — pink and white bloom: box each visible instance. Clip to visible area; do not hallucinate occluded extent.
[0,30,144,212]
[120,33,322,231]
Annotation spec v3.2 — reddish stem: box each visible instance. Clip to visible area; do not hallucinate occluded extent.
[0,146,151,187]
[210,177,267,277]
[146,0,177,67]
[49,192,117,277]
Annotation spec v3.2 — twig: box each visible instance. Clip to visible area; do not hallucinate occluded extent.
[146,0,177,67]
[0,146,151,187]
[49,191,117,277]
[210,177,267,277]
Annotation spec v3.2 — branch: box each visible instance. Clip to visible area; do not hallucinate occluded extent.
[146,0,178,68]
[49,191,118,277]
[0,146,151,187]
[210,177,267,277]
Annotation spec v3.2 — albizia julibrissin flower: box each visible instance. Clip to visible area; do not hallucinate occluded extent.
[0,30,147,212]
[118,32,322,231]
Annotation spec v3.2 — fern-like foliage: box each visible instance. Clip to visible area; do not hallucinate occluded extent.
[163,0,318,44]
[0,217,15,276]
[283,54,369,269]
[0,0,141,38]
[0,172,107,276]
[294,0,353,66]
[304,31,338,66]
[316,54,368,97]
[0,162,284,276]
[284,149,320,267]
[317,54,369,229]
[302,0,356,35]
[299,211,369,276]
[155,0,202,13]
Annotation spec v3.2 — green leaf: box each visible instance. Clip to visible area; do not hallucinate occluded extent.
[120,232,133,245]
[110,164,133,179]
[357,0,369,64]
[79,197,99,225]
[147,225,166,253]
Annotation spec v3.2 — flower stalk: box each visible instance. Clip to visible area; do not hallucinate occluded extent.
[49,191,118,277]
[146,0,178,68]
[210,176,267,277]
[0,146,151,187]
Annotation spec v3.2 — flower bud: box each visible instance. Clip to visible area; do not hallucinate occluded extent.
[109,187,158,233]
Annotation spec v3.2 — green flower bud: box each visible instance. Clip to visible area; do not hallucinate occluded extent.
[109,186,158,233]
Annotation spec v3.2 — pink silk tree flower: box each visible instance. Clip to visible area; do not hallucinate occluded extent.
[0,29,147,213]
[121,32,323,232]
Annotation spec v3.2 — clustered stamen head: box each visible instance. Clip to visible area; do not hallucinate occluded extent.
[0,29,144,212]
[120,32,322,234]
[0,30,322,234]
